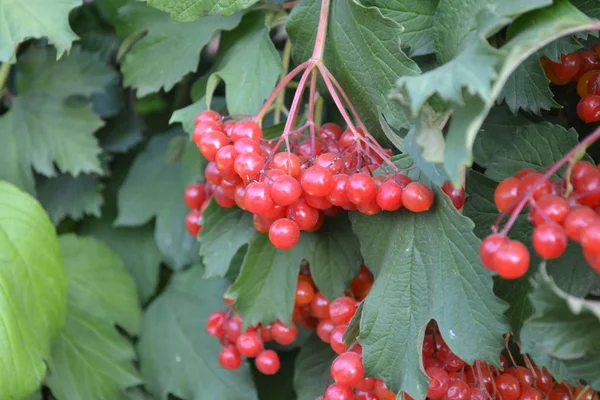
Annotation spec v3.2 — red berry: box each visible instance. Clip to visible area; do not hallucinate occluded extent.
[354,377,376,391]
[315,153,343,174]
[317,319,336,343]
[270,175,302,206]
[185,210,202,236]
[444,380,470,400]
[304,193,333,210]
[301,166,334,197]
[347,173,377,206]
[573,170,600,207]
[549,52,581,81]
[320,123,343,141]
[328,174,350,206]
[271,320,298,345]
[444,355,464,372]
[194,110,221,126]
[426,367,450,399]
[402,182,434,212]
[205,162,222,185]
[287,200,319,230]
[230,120,262,142]
[354,390,378,400]
[330,352,365,386]
[235,333,263,357]
[549,388,571,400]
[494,373,521,400]
[218,345,242,369]
[268,218,300,250]
[198,131,229,161]
[571,161,596,185]
[494,177,520,212]
[530,195,570,226]
[507,367,534,389]
[311,292,331,319]
[324,383,354,400]
[295,279,315,306]
[183,184,206,209]
[206,310,226,337]
[214,145,239,176]
[479,234,508,271]
[492,240,530,279]
[329,297,358,325]
[532,223,568,259]
[255,350,280,375]
[581,220,600,254]
[272,152,301,178]
[244,182,274,214]
[193,120,223,144]
[374,380,396,400]
[519,387,543,400]
[224,315,242,341]
[213,186,236,208]
[376,181,403,211]
[564,206,598,241]
[578,95,600,122]
[442,182,466,209]
[330,325,348,354]
[234,153,264,180]
[517,173,552,201]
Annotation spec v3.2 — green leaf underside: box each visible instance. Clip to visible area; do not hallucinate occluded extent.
[98,110,145,153]
[0,46,116,193]
[47,235,142,400]
[143,0,258,20]
[0,181,67,398]
[38,174,104,225]
[138,265,257,400]
[287,0,421,138]
[116,2,242,96]
[350,190,508,399]
[0,0,80,62]
[294,335,337,400]
[115,131,199,269]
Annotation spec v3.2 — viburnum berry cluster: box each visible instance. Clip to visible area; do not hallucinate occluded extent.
[481,158,600,279]
[183,109,435,250]
[539,45,600,123]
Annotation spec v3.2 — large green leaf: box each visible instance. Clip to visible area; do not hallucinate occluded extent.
[350,191,509,399]
[0,0,80,62]
[294,335,336,400]
[138,265,258,400]
[0,46,116,193]
[46,235,142,400]
[287,0,421,137]
[115,131,201,269]
[116,2,241,96]
[143,0,258,20]
[0,181,67,399]
[206,14,282,116]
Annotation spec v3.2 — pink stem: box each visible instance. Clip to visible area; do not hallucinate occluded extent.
[500,126,600,235]
[308,69,318,159]
[311,0,331,60]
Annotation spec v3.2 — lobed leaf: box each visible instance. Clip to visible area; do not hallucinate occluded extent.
[294,335,337,400]
[142,0,259,21]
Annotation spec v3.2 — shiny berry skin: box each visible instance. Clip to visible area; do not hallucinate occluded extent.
[578,95,600,122]
[295,279,315,306]
[426,367,450,399]
[230,120,262,142]
[193,120,223,144]
[354,377,376,391]
[235,333,263,357]
[206,311,226,337]
[578,49,600,75]
[494,373,521,400]
[517,173,552,200]
[234,153,264,180]
[185,210,202,236]
[198,131,230,162]
[330,325,348,354]
[518,386,543,400]
[244,182,274,215]
[354,390,378,400]
[479,234,509,270]
[317,319,336,343]
[494,177,520,212]
[255,350,280,375]
[442,182,466,209]
[574,171,600,207]
[402,182,434,212]
[443,381,470,400]
[550,52,582,81]
[540,56,572,85]
[272,152,301,178]
[330,352,365,386]
[301,165,334,197]
[311,292,331,319]
[271,320,298,345]
[287,200,319,230]
[324,383,354,400]
[214,145,238,176]
[376,181,403,211]
[564,207,599,241]
[218,345,242,369]
[329,297,358,325]
[184,184,206,209]
[374,380,396,400]
[582,221,600,254]
[573,387,599,400]
[492,240,530,279]
[532,223,568,259]
[270,175,302,206]
[320,123,344,141]
[195,110,221,126]
[530,195,570,226]
[548,388,571,400]
[268,218,300,250]
[346,173,377,206]
[532,367,552,395]
[578,70,599,97]
[328,174,350,206]
[507,367,534,388]
[233,137,261,155]
[204,162,222,185]
[444,355,464,372]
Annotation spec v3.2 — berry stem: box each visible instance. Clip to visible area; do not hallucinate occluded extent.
[311,0,331,61]
[308,69,318,158]
[274,40,293,124]
[500,126,600,235]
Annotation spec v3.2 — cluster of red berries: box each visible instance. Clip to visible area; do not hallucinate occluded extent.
[539,45,600,123]
[481,161,600,279]
[184,110,435,250]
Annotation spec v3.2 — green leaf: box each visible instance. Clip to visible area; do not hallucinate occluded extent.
[206,13,282,116]
[360,0,439,56]
[98,110,145,153]
[38,173,104,224]
[287,0,421,137]
[138,265,258,400]
[0,0,80,62]
[116,130,200,269]
[404,127,450,186]
[349,190,508,399]
[116,2,241,96]
[0,46,116,193]
[46,235,142,400]
[294,335,336,400]
[142,0,259,20]
[0,181,67,399]
[198,201,256,278]
[171,99,209,135]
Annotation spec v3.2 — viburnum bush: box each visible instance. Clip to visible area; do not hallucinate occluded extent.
[2,0,600,400]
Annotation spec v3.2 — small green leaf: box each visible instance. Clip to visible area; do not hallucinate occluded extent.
[198,201,256,278]
[98,110,144,154]
[46,235,142,400]
[138,265,258,400]
[350,188,508,399]
[404,127,450,186]
[294,335,336,400]
[0,0,80,62]
[116,2,241,96]
[171,99,209,135]
[143,0,259,20]
[38,173,104,224]
[288,0,421,138]
[0,181,67,399]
